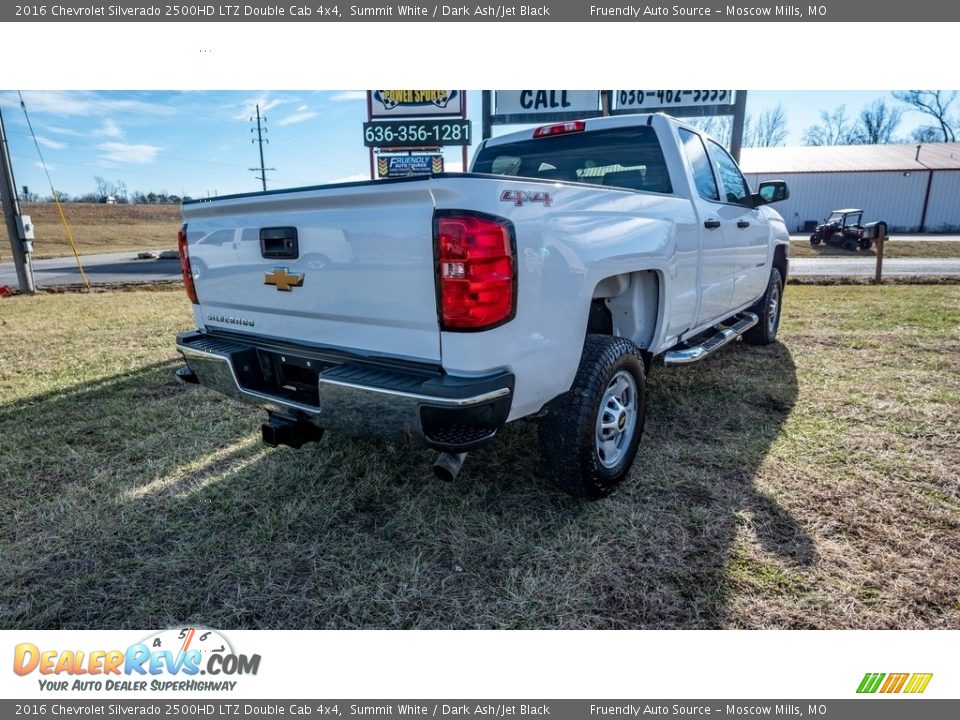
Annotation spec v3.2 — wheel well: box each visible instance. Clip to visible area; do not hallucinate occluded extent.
[773,243,788,283]
[589,270,661,369]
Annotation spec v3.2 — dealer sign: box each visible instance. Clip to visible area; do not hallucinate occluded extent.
[495,91,600,116]
[370,91,463,118]
[377,155,444,178]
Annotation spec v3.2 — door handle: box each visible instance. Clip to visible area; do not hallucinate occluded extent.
[260,227,299,259]
[737,220,750,228]
[704,219,721,229]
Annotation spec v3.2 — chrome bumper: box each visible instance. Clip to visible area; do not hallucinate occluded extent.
[176,331,513,451]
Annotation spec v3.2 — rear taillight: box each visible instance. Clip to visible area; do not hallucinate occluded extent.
[177,225,198,304]
[435,212,515,331]
[533,120,585,138]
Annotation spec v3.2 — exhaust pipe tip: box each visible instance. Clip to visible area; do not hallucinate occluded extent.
[433,452,467,482]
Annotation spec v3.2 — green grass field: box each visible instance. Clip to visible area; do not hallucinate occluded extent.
[1,286,958,629]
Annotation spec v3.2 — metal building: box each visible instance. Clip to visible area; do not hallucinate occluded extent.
[740,143,960,233]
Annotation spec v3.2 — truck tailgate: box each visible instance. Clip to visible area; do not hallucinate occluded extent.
[182,181,441,363]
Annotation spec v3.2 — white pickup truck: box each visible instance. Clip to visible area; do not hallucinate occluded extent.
[175,113,790,498]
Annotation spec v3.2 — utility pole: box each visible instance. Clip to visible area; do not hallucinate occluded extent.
[729,90,749,163]
[0,105,35,293]
[482,91,492,141]
[249,104,275,191]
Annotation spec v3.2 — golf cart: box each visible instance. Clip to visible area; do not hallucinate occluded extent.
[810,208,873,251]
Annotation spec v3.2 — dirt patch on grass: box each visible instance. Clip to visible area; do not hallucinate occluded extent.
[0,287,957,629]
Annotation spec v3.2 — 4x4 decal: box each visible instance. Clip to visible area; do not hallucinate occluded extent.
[500,190,553,207]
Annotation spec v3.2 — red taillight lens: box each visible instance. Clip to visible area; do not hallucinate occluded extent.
[436,213,515,331]
[177,225,198,304]
[533,120,585,138]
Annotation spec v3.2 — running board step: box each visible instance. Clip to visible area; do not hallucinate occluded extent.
[663,312,759,366]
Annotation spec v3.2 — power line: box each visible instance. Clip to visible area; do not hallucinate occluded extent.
[249,104,275,191]
[17,91,89,287]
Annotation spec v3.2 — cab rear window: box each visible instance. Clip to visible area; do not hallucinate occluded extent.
[473,126,673,195]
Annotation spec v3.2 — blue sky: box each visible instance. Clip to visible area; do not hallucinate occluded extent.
[0,90,937,199]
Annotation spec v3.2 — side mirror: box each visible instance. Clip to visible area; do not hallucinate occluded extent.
[753,180,789,205]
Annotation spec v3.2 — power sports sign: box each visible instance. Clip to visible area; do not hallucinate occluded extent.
[370,91,463,118]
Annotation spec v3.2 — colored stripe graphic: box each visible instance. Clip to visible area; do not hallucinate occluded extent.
[857,672,932,694]
[904,673,933,694]
[857,673,885,693]
[880,673,909,693]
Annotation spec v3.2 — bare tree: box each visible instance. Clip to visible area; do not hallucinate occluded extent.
[911,125,943,143]
[855,99,903,144]
[892,90,957,142]
[745,103,788,147]
[803,105,858,145]
[689,115,732,146]
[94,175,112,199]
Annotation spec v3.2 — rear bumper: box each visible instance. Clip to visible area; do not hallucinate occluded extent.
[176,330,514,452]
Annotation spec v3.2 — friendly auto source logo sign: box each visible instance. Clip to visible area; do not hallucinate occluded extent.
[370,91,462,117]
[378,155,443,178]
[12,628,260,693]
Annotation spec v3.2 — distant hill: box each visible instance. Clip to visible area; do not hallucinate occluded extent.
[4,203,182,259]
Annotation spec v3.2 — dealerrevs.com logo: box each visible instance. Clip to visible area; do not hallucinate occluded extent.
[13,627,260,692]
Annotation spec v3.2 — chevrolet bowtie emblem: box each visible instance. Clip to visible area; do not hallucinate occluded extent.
[264,267,304,291]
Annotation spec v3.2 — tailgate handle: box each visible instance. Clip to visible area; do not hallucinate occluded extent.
[260,227,299,259]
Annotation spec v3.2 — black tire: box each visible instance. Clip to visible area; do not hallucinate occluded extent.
[859,238,873,251]
[538,335,646,499]
[842,238,857,252]
[810,234,821,246]
[743,268,783,346]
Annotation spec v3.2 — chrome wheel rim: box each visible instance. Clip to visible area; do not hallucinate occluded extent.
[767,282,781,334]
[595,370,638,469]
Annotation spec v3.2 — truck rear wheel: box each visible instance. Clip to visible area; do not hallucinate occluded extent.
[538,335,646,499]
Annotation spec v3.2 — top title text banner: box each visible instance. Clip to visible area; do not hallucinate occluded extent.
[5,1,960,22]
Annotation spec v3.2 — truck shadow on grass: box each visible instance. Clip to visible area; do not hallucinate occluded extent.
[0,343,805,629]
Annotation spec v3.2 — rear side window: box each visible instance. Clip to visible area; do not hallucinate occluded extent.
[678,128,719,201]
[473,126,673,195]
